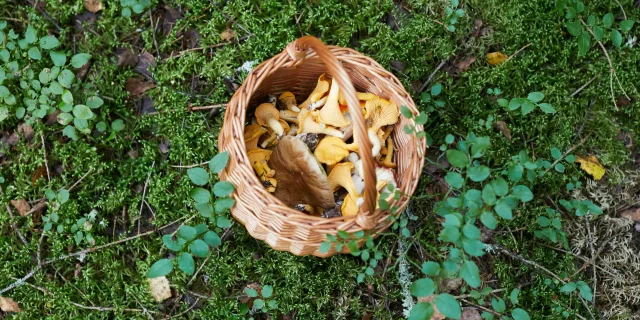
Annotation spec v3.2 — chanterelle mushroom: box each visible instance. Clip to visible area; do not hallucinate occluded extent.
[248,149,277,192]
[338,91,377,106]
[297,109,343,138]
[317,76,351,128]
[300,74,330,110]
[278,91,300,112]
[365,98,399,156]
[260,119,290,148]
[381,137,397,168]
[255,103,285,137]
[244,124,268,151]
[341,193,359,217]
[328,162,360,201]
[268,136,335,209]
[314,136,359,166]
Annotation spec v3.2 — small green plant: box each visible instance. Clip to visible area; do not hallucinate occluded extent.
[534,207,568,247]
[42,188,70,232]
[120,0,152,17]
[443,0,465,32]
[70,211,98,246]
[498,91,556,115]
[560,281,593,301]
[419,83,446,113]
[147,152,234,278]
[241,285,278,319]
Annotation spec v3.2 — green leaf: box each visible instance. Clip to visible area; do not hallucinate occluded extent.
[511,185,533,202]
[319,241,331,253]
[521,100,535,115]
[445,172,464,189]
[25,26,37,43]
[491,178,509,197]
[262,285,273,298]
[445,134,455,144]
[27,47,41,60]
[122,7,132,17]
[57,69,75,88]
[408,302,434,320]
[497,98,508,107]
[177,225,197,241]
[620,20,634,32]
[177,252,195,275]
[132,4,146,13]
[62,125,78,141]
[480,211,497,229]
[462,224,481,239]
[111,119,125,132]
[147,259,173,278]
[440,226,460,243]
[203,231,221,248]
[213,181,235,197]
[431,83,442,96]
[508,98,524,110]
[57,189,70,203]
[463,238,485,256]
[49,81,63,95]
[0,107,7,122]
[72,104,93,120]
[565,21,582,37]
[50,51,66,66]
[435,294,461,319]
[446,149,469,168]
[40,35,60,49]
[410,278,435,297]
[495,200,512,220]
[578,32,591,56]
[86,96,103,109]
[593,27,604,41]
[421,261,441,277]
[610,30,622,48]
[189,187,210,204]
[471,136,491,158]
[187,167,209,186]
[511,308,530,320]
[190,239,209,257]
[245,288,259,298]
[400,105,414,118]
[560,282,576,293]
[555,163,565,173]
[162,235,185,251]
[209,152,230,173]
[576,281,593,301]
[538,103,556,113]
[510,288,520,304]
[216,216,232,228]
[603,12,614,28]
[460,260,481,288]
[61,90,73,104]
[481,184,496,206]
[468,165,490,182]
[71,53,91,68]
[491,298,506,313]
[215,197,235,213]
[527,92,544,102]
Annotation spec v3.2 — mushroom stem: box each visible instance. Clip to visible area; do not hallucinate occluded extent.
[382,137,397,168]
[368,128,382,157]
[266,117,284,137]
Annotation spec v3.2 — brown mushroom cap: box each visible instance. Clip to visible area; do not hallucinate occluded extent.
[268,136,335,209]
[244,124,268,151]
[255,103,284,136]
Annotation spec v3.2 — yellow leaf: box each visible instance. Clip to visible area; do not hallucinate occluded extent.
[576,155,605,180]
[487,52,508,66]
[83,0,103,13]
[0,296,22,313]
[220,28,238,42]
[147,276,172,302]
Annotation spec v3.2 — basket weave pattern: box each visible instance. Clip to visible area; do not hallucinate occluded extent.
[219,36,426,257]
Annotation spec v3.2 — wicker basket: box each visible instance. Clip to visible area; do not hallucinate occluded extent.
[218,36,426,257]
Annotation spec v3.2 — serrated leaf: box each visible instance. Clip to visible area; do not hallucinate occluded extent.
[410,278,435,297]
[460,260,481,288]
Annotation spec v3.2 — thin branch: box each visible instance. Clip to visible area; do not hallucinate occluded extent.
[543,138,586,175]
[507,43,533,61]
[138,161,156,235]
[162,35,251,61]
[456,288,505,299]
[6,205,28,246]
[169,298,200,319]
[614,0,627,20]
[171,161,209,169]
[69,301,160,314]
[418,60,446,93]
[40,132,50,182]
[569,73,600,97]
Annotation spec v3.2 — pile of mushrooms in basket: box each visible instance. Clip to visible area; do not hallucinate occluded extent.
[244,74,399,218]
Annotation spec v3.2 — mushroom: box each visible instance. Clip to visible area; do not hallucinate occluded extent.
[244,124,268,151]
[294,204,315,215]
[381,137,397,168]
[307,96,328,111]
[268,136,335,209]
[354,159,397,189]
[314,136,359,166]
[260,119,290,148]
[297,109,343,138]
[328,162,360,201]
[255,103,285,137]
[300,74,330,110]
[248,149,277,193]
[340,193,359,217]
[364,98,399,156]
[279,109,299,123]
[317,76,351,128]
[338,91,377,106]
[278,91,300,112]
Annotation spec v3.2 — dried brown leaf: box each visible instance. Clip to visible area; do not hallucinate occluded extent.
[220,28,237,41]
[10,199,31,217]
[455,56,476,73]
[115,48,138,67]
[73,11,97,32]
[125,78,156,96]
[461,308,482,320]
[135,52,156,78]
[0,296,22,313]
[17,123,34,141]
[620,207,640,222]
[493,120,512,140]
[83,0,102,13]
[147,276,172,302]
[31,166,46,186]
[162,5,183,35]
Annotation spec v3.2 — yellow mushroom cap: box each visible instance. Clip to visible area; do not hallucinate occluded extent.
[365,98,399,132]
[314,136,359,166]
[244,124,268,151]
[317,76,351,128]
[300,74,330,110]
[341,194,359,217]
[296,109,344,138]
[328,162,360,201]
[338,91,378,106]
[278,91,300,112]
[247,149,277,192]
[255,103,284,137]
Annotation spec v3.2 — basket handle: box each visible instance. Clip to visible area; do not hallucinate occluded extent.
[285,36,378,230]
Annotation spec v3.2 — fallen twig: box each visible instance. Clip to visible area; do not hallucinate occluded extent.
[138,161,156,235]
[569,73,600,97]
[507,43,533,61]
[163,35,252,61]
[419,60,446,93]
